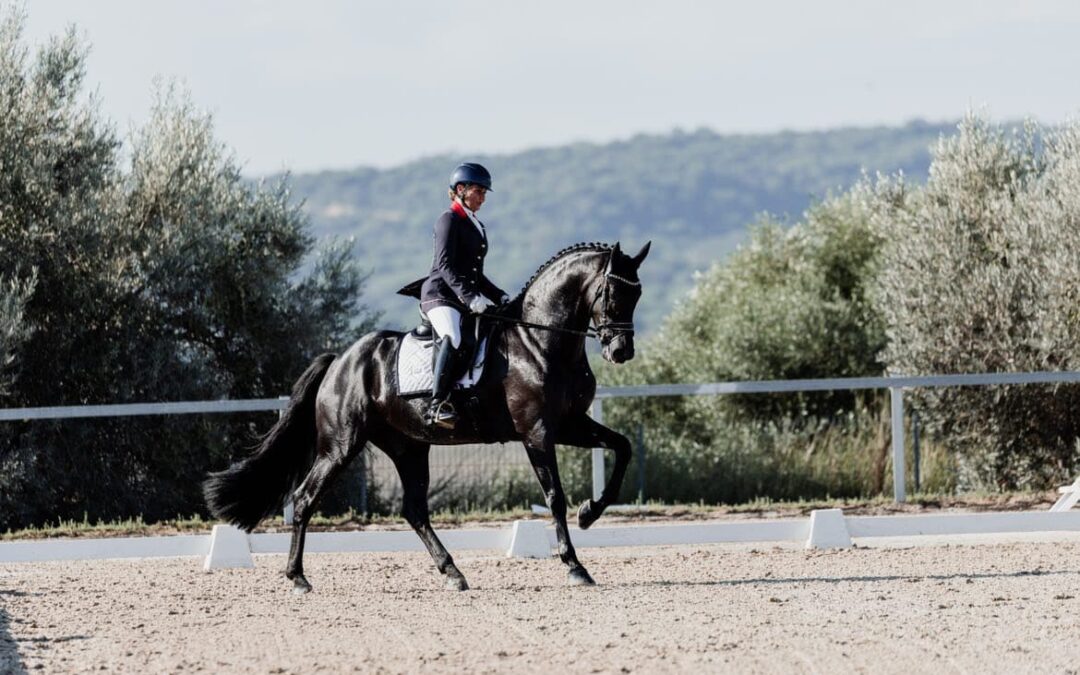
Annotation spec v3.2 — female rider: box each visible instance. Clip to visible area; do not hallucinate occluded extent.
[420,163,509,429]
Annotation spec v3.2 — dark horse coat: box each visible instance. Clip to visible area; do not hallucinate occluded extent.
[204,241,650,592]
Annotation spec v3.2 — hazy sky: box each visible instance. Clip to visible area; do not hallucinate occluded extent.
[19,0,1080,175]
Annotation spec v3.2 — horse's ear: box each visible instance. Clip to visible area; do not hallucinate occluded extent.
[631,241,651,266]
[612,241,621,255]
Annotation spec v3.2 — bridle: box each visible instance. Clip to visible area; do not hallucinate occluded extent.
[588,253,638,345]
[485,251,638,343]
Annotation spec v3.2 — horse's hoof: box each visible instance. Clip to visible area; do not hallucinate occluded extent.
[445,574,470,592]
[577,500,600,530]
[291,576,313,595]
[568,567,596,586]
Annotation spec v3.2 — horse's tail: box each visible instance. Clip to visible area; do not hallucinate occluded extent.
[203,353,337,532]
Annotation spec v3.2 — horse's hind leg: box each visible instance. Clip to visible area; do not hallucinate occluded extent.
[285,427,361,594]
[383,435,469,591]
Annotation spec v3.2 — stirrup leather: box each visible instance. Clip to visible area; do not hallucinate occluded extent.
[426,399,458,429]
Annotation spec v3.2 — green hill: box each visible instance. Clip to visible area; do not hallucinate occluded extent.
[286,120,954,336]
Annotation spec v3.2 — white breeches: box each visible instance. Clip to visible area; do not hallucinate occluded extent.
[426,305,463,348]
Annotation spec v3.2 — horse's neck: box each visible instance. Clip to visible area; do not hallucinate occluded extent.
[520,252,602,351]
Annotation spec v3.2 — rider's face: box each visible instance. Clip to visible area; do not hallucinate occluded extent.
[459,184,487,212]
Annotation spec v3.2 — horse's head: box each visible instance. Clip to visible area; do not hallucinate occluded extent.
[592,241,650,364]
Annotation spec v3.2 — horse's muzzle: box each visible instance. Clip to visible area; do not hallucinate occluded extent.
[602,335,635,364]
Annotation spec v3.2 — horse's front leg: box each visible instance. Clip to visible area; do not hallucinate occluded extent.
[522,434,595,586]
[555,415,632,530]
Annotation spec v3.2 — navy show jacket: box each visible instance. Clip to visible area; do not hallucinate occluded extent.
[419,201,507,313]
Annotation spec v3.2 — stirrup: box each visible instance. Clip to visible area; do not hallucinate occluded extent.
[426,399,458,429]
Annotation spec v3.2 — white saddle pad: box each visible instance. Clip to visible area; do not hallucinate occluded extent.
[396,333,488,398]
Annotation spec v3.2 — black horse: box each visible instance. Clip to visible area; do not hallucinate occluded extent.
[204,241,650,592]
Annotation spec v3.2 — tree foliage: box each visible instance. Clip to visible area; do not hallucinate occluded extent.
[595,190,891,503]
[608,189,886,418]
[0,272,33,396]
[598,114,1080,500]
[0,12,377,530]
[872,115,1080,489]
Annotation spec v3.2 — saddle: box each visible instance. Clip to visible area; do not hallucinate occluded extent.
[394,277,504,399]
[394,310,500,399]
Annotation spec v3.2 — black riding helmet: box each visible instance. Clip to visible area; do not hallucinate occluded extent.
[449,162,493,192]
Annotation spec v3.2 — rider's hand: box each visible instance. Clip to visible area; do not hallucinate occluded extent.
[469,295,495,314]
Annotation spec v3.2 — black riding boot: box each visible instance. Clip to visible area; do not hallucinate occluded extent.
[426,336,459,429]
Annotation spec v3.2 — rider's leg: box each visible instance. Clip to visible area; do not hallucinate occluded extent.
[428,336,459,428]
[425,306,463,428]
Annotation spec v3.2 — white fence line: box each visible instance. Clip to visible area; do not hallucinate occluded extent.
[3,370,1080,503]
[593,371,1080,398]
[0,534,210,563]
[590,370,1080,503]
[0,398,286,421]
[6,509,1080,567]
[3,372,1080,569]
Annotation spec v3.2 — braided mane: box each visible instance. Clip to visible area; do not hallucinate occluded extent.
[510,242,613,303]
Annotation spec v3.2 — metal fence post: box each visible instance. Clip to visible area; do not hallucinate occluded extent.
[912,409,920,493]
[279,397,294,524]
[358,445,368,518]
[636,423,645,504]
[591,398,605,501]
[890,386,906,503]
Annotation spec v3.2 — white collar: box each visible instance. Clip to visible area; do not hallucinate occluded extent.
[456,198,486,236]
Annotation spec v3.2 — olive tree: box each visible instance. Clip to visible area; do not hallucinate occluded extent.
[597,191,889,503]
[0,12,377,530]
[0,274,33,397]
[626,189,886,420]
[872,115,1080,488]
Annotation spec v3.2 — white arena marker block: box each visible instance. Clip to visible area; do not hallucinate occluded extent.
[806,509,852,549]
[1051,476,1080,512]
[204,524,254,571]
[506,520,552,559]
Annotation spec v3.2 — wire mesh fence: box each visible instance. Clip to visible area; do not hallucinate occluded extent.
[6,370,1080,528]
[361,442,540,514]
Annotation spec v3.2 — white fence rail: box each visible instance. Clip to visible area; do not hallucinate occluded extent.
[7,509,1080,566]
[0,398,287,421]
[592,371,1080,503]
[3,371,1080,503]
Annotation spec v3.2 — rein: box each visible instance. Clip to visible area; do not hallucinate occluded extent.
[484,313,598,339]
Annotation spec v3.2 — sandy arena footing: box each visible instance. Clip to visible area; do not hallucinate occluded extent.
[3,537,1080,673]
